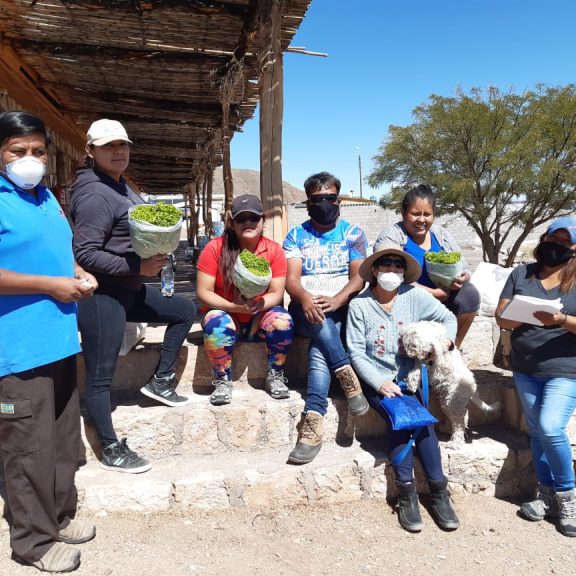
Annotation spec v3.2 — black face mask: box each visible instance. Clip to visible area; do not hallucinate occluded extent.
[538,241,575,267]
[307,199,340,227]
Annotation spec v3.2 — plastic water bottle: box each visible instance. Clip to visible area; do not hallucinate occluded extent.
[161,255,174,297]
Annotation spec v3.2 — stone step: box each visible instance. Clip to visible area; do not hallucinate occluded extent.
[80,315,501,401]
[80,376,506,462]
[77,328,311,396]
[72,428,533,514]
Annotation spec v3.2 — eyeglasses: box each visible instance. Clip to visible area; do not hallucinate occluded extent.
[308,193,338,204]
[234,213,262,224]
[375,258,407,270]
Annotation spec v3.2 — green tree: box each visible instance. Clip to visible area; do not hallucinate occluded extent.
[368,86,576,265]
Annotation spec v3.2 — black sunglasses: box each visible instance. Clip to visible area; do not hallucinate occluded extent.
[375,258,407,270]
[308,193,338,204]
[234,213,262,224]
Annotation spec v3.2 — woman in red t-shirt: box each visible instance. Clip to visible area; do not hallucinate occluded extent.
[196,194,293,405]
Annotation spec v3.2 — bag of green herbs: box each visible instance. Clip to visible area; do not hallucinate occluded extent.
[232,249,272,299]
[128,203,183,258]
[424,251,463,289]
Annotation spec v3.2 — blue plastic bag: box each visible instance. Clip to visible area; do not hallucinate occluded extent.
[380,391,438,431]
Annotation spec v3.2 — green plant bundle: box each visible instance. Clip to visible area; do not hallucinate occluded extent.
[239,249,271,277]
[425,251,461,264]
[130,203,182,227]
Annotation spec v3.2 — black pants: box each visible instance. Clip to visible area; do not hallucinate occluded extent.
[0,356,79,562]
[77,284,196,447]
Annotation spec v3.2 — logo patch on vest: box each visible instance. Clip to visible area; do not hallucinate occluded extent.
[0,402,15,414]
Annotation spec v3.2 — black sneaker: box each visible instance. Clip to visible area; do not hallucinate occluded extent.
[140,374,191,407]
[100,438,151,474]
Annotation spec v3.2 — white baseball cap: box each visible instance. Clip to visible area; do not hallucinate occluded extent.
[86,119,133,146]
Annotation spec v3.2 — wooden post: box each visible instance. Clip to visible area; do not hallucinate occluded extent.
[201,165,208,234]
[221,101,234,214]
[187,181,198,245]
[195,178,202,242]
[258,0,284,243]
[205,162,214,237]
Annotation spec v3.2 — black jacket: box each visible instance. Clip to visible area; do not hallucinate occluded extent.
[71,167,144,291]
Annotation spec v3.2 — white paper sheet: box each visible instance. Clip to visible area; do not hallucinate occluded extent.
[501,294,563,326]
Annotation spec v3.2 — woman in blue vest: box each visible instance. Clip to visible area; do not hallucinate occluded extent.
[0,111,97,572]
[375,184,480,349]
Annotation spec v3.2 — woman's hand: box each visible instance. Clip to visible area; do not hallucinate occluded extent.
[379,380,403,398]
[74,271,98,297]
[450,272,469,291]
[533,310,568,327]
[431,286,450,301]
[233,291,265,315]
[140,254,166,276]
[48,277,95,303]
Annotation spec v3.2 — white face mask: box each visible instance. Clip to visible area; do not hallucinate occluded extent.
[5,156,46,190]
[377,271,404,291]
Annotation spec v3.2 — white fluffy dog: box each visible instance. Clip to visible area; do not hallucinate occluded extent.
[400,321,501,449]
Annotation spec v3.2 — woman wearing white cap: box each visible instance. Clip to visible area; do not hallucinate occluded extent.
[346,246,460,533]
[496,216,576,537]
[70,119,196,474]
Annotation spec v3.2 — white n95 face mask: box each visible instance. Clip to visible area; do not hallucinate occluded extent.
[377,271,404,291]
[5,156,46,190]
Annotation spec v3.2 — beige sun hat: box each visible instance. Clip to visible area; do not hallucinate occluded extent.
[359,244,421,284]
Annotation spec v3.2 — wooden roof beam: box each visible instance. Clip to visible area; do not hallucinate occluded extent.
[0,39,85,151]
[13,39,234,63]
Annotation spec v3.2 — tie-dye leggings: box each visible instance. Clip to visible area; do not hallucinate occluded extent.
[201,306,294,381]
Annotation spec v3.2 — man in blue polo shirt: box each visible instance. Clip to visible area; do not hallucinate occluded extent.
[0,111,97,573]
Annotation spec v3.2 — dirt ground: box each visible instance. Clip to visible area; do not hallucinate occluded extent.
[2,494,575,576]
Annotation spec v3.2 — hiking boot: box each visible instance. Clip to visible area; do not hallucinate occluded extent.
[334,365,369,417]
[288,411,323,464]
[58,519,96,544]
[520,484,558,522]
[556,489,576,537]
[396,481,423,532]
[101,438,151,474]
[210,379,233,406]
[23,542,81,573]
[140,373,191,407]
[265,368,290,399]
[428,479,460,530]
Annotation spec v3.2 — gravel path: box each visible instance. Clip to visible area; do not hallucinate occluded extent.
[2,494,575,575]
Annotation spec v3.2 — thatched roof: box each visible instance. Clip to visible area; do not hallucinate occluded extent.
[0,0,311,194]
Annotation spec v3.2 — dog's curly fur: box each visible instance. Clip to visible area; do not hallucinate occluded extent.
[401,321,501,449]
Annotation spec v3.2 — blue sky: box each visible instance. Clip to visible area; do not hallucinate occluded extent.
[231,0,576,200]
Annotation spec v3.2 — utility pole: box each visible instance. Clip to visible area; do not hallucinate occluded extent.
[355,146,363,198]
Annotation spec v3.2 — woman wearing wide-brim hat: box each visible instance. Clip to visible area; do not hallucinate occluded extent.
[346,245,460,533]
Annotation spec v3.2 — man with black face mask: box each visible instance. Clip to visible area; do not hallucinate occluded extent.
[283,171,370,464]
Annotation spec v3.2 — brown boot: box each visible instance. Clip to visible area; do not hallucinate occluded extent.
[334,365,369,417]
[288,411,323,464]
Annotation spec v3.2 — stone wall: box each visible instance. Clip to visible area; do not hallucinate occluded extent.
[285,203,550,258]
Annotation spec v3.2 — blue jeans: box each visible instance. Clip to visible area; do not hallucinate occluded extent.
[514,372,576,492]
[78,284,196,446]
[363,384,446,484]
[288,301,350,416]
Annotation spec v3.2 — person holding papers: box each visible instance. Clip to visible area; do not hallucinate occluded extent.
[495,216,576,537]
